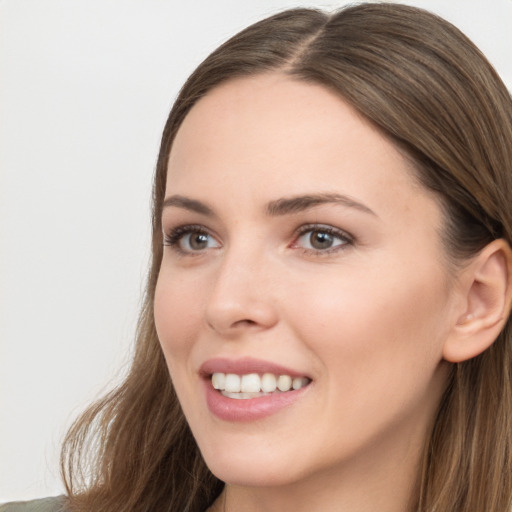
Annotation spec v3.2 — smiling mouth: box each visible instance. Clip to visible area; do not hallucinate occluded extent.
[211,372,311,399]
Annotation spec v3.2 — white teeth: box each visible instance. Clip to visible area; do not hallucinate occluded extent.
[241,373,261,393]
[277,375,292,392]
[261,373,277,393]
[211,372,310,396]
[212,372,226,390]
[292,377,309,390]
[223,391,263,400]
[224,374,241,393]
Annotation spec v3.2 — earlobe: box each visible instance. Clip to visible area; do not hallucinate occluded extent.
[443,239,512,363]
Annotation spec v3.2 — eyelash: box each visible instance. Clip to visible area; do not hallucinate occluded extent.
[291,224,353,256]
[163,224,217,255]
[162,223,354,256]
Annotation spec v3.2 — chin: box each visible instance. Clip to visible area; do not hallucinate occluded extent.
[207,459,302,488]
[198,437,311,488]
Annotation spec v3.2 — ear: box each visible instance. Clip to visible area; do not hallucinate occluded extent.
[443,239,512,363]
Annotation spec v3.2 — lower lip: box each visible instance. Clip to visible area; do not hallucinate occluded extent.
[204,380,310,422]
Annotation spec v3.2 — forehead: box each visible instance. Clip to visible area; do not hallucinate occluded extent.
[166,73,438,226]
[172,74,375,154]
[169,74,412,184]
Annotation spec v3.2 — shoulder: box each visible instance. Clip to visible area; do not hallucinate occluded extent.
[0,497,68,512]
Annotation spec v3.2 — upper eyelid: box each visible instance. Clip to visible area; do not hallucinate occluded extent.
[163,223,207,235]
[163,222,355,252]
[290,224,355,255]
[163,222,351,236]
[293,223,354,240]
[163,224,218,245]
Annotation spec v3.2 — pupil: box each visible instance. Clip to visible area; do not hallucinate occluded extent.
[310,231,332,249]
[190,233,208,250]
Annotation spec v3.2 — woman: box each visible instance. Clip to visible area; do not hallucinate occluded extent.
[3,2,512,511]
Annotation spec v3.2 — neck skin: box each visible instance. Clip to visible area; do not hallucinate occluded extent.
[208,410,430,512]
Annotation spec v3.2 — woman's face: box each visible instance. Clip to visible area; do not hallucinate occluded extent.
[154,74,458,490]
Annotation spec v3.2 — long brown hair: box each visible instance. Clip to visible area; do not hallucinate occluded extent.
[61,4,512,511]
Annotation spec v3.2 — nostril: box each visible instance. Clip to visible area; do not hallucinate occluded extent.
[234,319,257,326]
[206,317,258,334]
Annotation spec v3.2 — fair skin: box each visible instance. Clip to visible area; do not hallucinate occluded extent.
[153,74,510,512]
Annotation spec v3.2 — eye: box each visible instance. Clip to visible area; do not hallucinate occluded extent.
[293,225,352,253]
[164,225,221,254]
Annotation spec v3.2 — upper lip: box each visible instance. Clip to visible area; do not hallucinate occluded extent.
[199,357,310,379]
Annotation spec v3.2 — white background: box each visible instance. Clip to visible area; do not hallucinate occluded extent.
[1,0,511,503]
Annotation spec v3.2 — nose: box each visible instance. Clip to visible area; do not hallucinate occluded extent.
[204,247,279,336]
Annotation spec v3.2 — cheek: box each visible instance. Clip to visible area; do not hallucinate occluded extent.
[283,265,452,458]
[286,261,451,392]
[154,268,204,362]
[153,269,210,425]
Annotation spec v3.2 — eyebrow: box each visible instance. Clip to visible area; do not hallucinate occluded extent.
[162,195,215,216]
[266,193,377,217]
[161,192,376,218]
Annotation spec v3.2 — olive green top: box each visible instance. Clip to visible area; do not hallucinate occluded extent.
[0,497,67,512]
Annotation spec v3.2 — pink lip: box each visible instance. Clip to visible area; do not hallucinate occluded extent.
[199,357,312,422]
